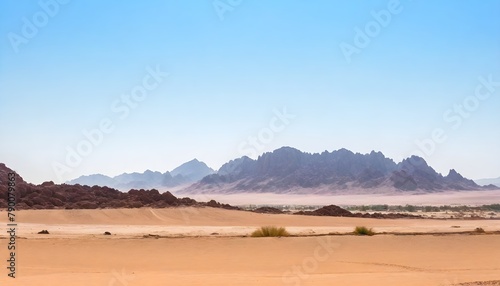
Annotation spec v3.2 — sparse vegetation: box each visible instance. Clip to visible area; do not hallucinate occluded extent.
[345,204,500,214]
[251,226,290,237]
[475,227,485,233]
[484,204,500,211]
[354,226,375,236]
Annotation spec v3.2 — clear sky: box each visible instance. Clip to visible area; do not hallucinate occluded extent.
[1,0,499,184]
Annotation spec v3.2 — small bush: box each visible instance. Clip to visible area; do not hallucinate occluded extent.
[251,226,290,237]
[475,227,485,233]
[354,226,375,236]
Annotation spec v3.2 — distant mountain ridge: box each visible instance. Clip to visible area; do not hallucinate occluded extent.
[475,177,500,188]
[67,159,215,191]
[44,147,500,194]
[183,147,495,194]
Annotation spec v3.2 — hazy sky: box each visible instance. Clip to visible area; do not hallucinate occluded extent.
[1,0,499,184]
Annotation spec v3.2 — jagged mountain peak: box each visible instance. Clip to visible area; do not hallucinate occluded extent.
[217,156,255,176]
[170,159,215,179]
[447,169,464,180]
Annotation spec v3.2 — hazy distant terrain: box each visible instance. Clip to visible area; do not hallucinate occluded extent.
[68,159,214,191]
[475,177,500,187]
[182,190,500,207]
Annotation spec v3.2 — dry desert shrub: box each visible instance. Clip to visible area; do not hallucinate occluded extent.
[251,226,290,237]
[354,226,375,236]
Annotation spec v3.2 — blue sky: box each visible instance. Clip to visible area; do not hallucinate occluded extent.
[0,0,499,184]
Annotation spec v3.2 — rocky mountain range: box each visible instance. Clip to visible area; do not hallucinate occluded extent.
[68,159,215,191]
[182,147,497,194]
[7,146,498,196]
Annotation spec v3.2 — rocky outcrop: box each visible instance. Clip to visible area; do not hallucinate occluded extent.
[295,205,422,219]
[0,163,237,210]
[252,207,284,214]
[295,205,354,217]
[205,199,240,210]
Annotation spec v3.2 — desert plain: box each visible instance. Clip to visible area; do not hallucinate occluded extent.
[0,207,499,286]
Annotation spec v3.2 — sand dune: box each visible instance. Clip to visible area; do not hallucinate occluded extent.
[1,208,499,285]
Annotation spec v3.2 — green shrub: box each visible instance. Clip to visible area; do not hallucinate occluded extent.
[251,226,290,237]
[354,226,375,236]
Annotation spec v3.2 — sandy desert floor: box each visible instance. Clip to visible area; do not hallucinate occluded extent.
[0,207,500,286]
